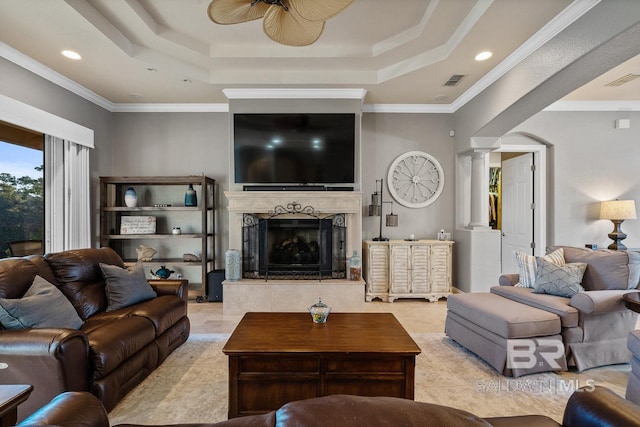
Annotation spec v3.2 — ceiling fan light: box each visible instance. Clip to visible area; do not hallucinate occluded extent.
[289,0,354,22]
[263,4,324,46]
[208,0,269,24]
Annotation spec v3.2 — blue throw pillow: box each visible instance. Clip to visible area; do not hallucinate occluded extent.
[0,275,83,329]
[100,261,157,311]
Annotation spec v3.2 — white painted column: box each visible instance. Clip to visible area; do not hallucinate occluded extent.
[468,150,490,229]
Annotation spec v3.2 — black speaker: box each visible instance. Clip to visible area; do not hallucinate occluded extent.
[207,269,225,302]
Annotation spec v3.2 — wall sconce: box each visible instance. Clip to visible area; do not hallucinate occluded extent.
[600,199,637,250]
[368,178,398,241]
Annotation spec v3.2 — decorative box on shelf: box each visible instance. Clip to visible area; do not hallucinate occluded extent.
[120,216,157,234]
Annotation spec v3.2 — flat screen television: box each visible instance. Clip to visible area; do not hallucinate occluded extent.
[233,113,356,185]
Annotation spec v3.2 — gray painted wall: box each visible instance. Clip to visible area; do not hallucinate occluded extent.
[514,110,640,251]
[110,112,230,265]
[109,111,456,266]
[361,113,455,242]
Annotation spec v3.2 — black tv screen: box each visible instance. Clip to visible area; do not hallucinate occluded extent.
[234,113,356,184]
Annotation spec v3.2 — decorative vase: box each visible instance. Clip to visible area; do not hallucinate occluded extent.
[225,249,241,281]
[150,265,174,280]
[124,187,137,207]
[185,184,197,207]
[349,250,361,281]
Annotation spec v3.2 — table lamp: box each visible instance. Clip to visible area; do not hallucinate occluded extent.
[600,199,637,250]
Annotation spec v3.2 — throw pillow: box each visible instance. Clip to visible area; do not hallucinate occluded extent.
[514,247,565,288]
[548,246,631,291]
[628,251,640,289]
[100,261,157,312]
[532,259,587,297]
[0,275,83,330]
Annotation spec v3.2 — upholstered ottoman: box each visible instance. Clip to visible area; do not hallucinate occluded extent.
[445,293,567,377]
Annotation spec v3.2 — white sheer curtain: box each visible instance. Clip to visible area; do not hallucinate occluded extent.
[44,135,91,252]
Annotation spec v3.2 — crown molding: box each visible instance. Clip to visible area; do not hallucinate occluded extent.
[223,88,367,100]
[111,102,448,113]
[450,0,600,112]
[0,42,115,112]
[544,100,640,111]
[100,100,640,114]
[363,104,454,114]
[112,103,229,113]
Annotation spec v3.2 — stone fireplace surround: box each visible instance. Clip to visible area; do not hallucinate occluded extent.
[224,190,366,315]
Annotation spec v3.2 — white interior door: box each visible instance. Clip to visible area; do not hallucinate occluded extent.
[501,153,534,274]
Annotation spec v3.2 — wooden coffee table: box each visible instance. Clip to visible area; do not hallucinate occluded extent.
[0,385,32,427]
[624,291,640,313]
[223,312,421,418]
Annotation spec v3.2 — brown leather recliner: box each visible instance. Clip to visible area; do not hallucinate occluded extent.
[17,386,640,427]
[0,248,190,422]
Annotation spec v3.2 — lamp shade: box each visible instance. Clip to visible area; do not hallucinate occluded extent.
[600,200,637,220]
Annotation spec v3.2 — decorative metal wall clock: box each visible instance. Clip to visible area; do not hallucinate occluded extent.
[387,151,444,208]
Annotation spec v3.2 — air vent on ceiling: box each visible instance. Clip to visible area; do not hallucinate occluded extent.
[444,74,465,86]
[605,73,640,86]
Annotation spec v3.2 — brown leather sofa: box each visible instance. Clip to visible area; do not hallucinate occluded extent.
[0,248,190,421]
[17,386,640,427]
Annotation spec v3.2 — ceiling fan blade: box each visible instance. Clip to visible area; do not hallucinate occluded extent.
[263,4,324,46]
[288,0,354,22]
[208,0,269,24]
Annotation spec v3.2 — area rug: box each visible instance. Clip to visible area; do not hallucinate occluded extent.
[108,333,631,425]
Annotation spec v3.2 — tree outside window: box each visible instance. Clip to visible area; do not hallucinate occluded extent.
[0,142,44,258]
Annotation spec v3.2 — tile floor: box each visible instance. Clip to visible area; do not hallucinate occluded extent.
[188,298,449,335]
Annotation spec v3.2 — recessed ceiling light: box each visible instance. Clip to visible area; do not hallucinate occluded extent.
[474,51,493,61]
[146,67,158,72]
[61,50,82,60]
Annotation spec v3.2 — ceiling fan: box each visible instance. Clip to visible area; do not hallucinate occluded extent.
[207,0,354,47]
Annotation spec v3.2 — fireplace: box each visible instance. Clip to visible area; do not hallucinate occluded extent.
[224,190,364,314]
[242,214,346,280]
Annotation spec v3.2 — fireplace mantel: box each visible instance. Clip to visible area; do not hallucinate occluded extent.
[225,190,362,213]
[223,190,365,314]
[225,190,362,255]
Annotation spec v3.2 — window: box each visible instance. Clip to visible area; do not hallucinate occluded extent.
[0,95,93,253]
[0,123,44,258]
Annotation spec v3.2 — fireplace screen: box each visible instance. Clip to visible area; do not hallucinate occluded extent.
[242,211,346,280]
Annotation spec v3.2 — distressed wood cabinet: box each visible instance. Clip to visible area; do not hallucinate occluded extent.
[363,240,453,302]
[362,241,389,301]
